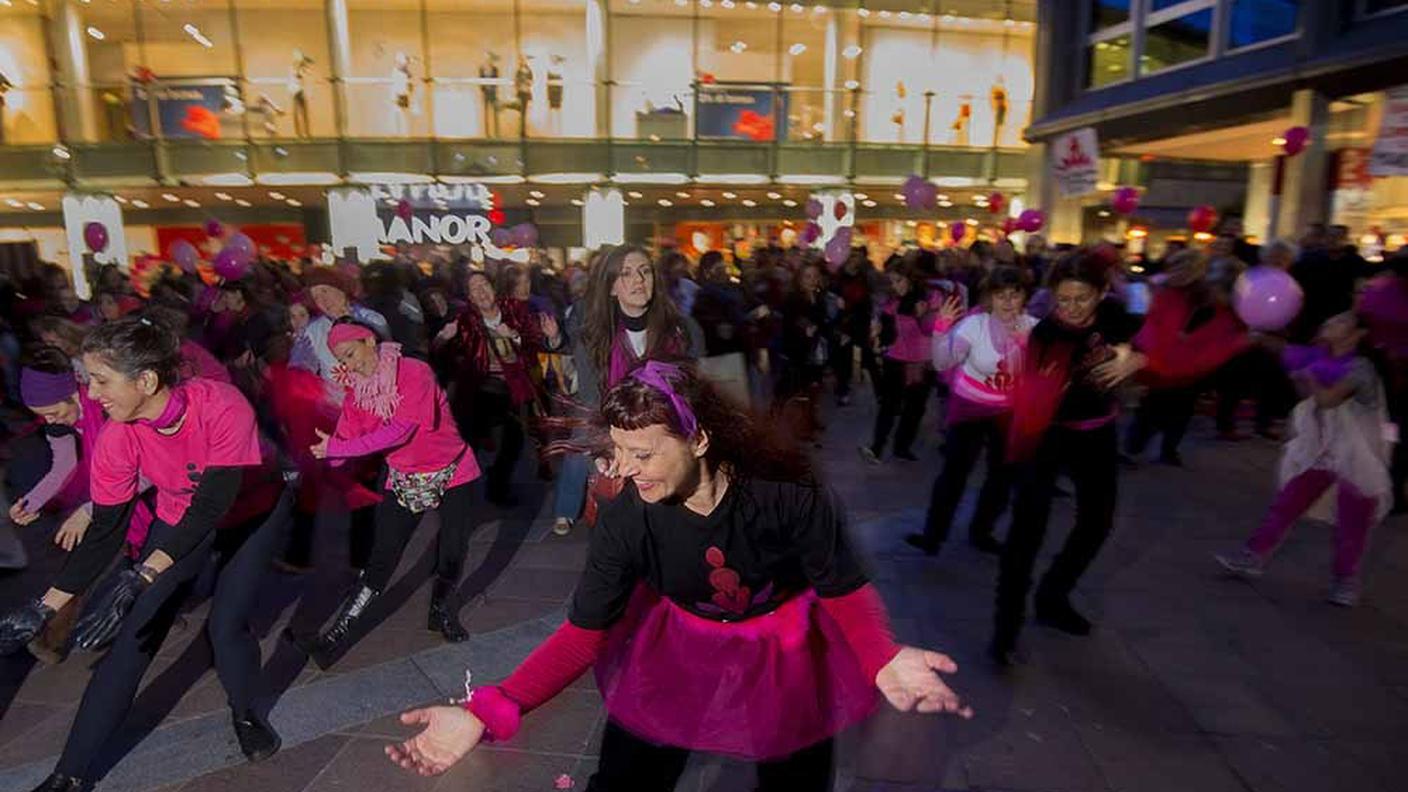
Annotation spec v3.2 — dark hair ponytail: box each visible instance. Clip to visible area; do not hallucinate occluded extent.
[81,314,183,388]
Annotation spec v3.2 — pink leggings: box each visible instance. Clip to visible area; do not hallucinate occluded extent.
[1247,469,1376,578]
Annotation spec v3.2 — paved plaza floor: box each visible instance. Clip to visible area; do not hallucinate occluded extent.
[1,399,1406,792]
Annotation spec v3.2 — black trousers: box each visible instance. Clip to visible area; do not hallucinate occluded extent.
[833,329,881,398]
[586,720,833,792]
[56,488,294,779]
[1126,384,1199,459]
[469,387,527,501]
[995,423,1117,650]
[870,359,932,456]
[1215,348,1294,433]
[924,415,1013,546]
[362,481,475,591]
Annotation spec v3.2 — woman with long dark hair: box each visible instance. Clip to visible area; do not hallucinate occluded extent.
[992,250,1145,666]
[550,245,703,535]
[292,318,483,665]
[384,362,972,790]
[0,316,294,789]
[908,265,1036,556]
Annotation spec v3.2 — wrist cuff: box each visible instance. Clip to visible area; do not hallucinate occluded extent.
[463,686,522,743]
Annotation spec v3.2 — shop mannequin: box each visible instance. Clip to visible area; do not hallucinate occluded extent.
[0,71,11,145]
[254,94,285,137]
[547,54,564,135]
[951,94,972,147]
[392,52,415,136]
[479,53,501,138]
[515,57,533,137]
[891,80,907,141]
[290,49,314,138]
[990,78,1008,147]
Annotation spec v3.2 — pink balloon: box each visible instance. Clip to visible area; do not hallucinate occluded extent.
[83,222,109,253]
[1187,205,1218,234]
[987,192,1006,215]
[490,227,513,247]
[1001,217,1019,236]
[1282,125,1309,157]
[804,198,823,220]
[396,199,413,221]
[824,235,849,269]
[950,223,967,245]
[204,219,224,238]
[1112,186,1140,216]
[1017,209,1046,233]
[169,239,199,273]
[1234,266,1304,331]
[213,246,249,281]
[510,223,539,248]
[800,222,821,245]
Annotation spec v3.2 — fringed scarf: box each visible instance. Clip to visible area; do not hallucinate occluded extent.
[334,342,403,421]
[606,322,687,388]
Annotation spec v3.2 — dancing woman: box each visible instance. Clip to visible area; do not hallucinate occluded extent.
[297,319,482,666]
[551,245,703,536]
[0,316,294,791]
[908,265,1035,556]
[384,362,972,791]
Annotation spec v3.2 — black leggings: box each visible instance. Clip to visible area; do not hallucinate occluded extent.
[1126,384,1199,459]
[586,720,833,792]
[472,387,527,501]
[871,359,933,456]
[995,423,1117,649]
[924,415,1013,545]
[55,488,294,779]
[362,481,475,591]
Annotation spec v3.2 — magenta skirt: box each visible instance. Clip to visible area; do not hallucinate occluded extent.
[594,586,878,762]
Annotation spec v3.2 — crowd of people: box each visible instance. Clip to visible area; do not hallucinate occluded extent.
[0,218,1402,791]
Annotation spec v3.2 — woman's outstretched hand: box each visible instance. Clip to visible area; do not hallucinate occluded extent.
[877,645,974,718]
[385,705,484,776]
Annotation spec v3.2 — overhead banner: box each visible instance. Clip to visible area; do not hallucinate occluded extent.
[696,84,788,142]
[1368,85,1408,177]
[1051,126,1100,197]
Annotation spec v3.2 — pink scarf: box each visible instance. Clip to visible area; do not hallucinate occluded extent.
[334,342,403,420]
[606,323,686,388]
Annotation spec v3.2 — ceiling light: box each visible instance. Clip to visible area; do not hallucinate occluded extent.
[813,4,825,13]
[789,3,803,12]
[878,10,890,18]
[862,199,877,208]
[183,23,214,49]
[676,191,691,198]
[965,218,979,226]
[854,192,868,200]
[215,192,232,201]
[658,198,673,207]
[701,199,716,207]
[938,200,953,208]
[893,193,906,201]
[525,198,540,206]
[918,13,930,22]
[86,26,105,41]
[27,202,45,211]
[1271,136,1287,146]
[783,199,797,207]
[131,199,150,209]
[52,145,71,160]
[843,45,862,59]
[4,198,23,208]
[899,11,911,20]
[182,199,200,208]
[235,199,251,207]
[700,0,713,6]
[730,40,748,54]
[722,191,738,199]
[745,0,757,7]
[162,193,180,202]
[858,8,870,17]
[571,198,585,207]
[286,198,302,207]
[268,191,286,201]
[674,0,687,6]
[844,80,859,90]
[789,43,807,56]
[1004,17,1015,27]
[628,191,644,199]
[113,195,128,204]
[722,0,735,7]
[767,2,782,12]
[766,191,781,200]
[742,199,757,207]
[529,190,545,199]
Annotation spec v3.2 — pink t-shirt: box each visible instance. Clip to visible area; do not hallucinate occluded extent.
[334,356,481,489]
[90,378,263,525]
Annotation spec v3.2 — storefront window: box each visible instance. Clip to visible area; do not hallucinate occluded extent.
[133,0,241,139]
[609,0,694,140]
[1228,1,1299,49]
[1085,35,1130,88]
[235,0,335,139]
[71,0,140,142]
[0,0,56,144]
[1142,8,1212,75]
[780,4,832,142]
[520,0,593,138]
[346,0,428,137]
[427,0,516,139]
[859,9,929,145]
[695,1,781,143]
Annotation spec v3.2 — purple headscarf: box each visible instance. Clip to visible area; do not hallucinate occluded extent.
[631,361,699,438]
[20,367,78,409]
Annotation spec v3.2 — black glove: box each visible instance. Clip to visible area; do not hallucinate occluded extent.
[0,599,55,655]
[72,567,151,652]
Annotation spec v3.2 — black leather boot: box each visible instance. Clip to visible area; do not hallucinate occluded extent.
[232,710,282,762]
[29,774,92,792]
[300,581,379,669]
[428,577,469,643]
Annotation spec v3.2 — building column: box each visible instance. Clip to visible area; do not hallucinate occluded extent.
[1243,159,1275,243]
[587,0,610,138]
[1023,142,1082,244]
[1275,88,1330,239]
[50,1,97,142]
[326,0,353,137]
[822,12,839,142]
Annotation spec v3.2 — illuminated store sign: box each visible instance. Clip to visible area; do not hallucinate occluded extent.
[328,185,527,263]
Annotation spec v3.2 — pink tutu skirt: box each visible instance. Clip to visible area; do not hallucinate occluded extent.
[594,585,878,761]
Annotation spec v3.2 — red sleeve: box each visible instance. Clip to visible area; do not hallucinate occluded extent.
[89,424,141,507]
[499,621,607,713]
[818,583,901,685]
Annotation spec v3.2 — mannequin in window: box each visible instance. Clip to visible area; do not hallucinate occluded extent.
[392,51,414,136]
[890,80,907,141]
[479,52,501,138]
[0,71,12,145]
[990,77,1008,147]
[514,57,534,138]
[290,49,314,138]
[951,94,972,147]
[547,54,565,135]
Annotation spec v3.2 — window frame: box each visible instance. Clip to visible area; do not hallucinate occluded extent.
[1357,0,1408,21]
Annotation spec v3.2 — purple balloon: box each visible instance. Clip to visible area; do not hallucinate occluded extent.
[833,225,854,248]
[83,222,109,253]
[169,239,199,273]
[903,175,936,210]
[1017,208,1046,233]
[226,232,255,264]
[804,199,823,220]
[824,235,849,269]
[510,223,539,248]
[490,227,513,247]
[204,219,224,238]
[213,246,249,281]
[800,222,821,245]
[1234,266,1304,332]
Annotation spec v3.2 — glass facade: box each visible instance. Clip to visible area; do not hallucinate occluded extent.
[0,0,1034,150]
[1228,0,1300,49]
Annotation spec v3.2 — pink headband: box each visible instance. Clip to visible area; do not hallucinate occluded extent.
[327,323,375,352]
[20,367,78,408]
[631,361,698,438]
